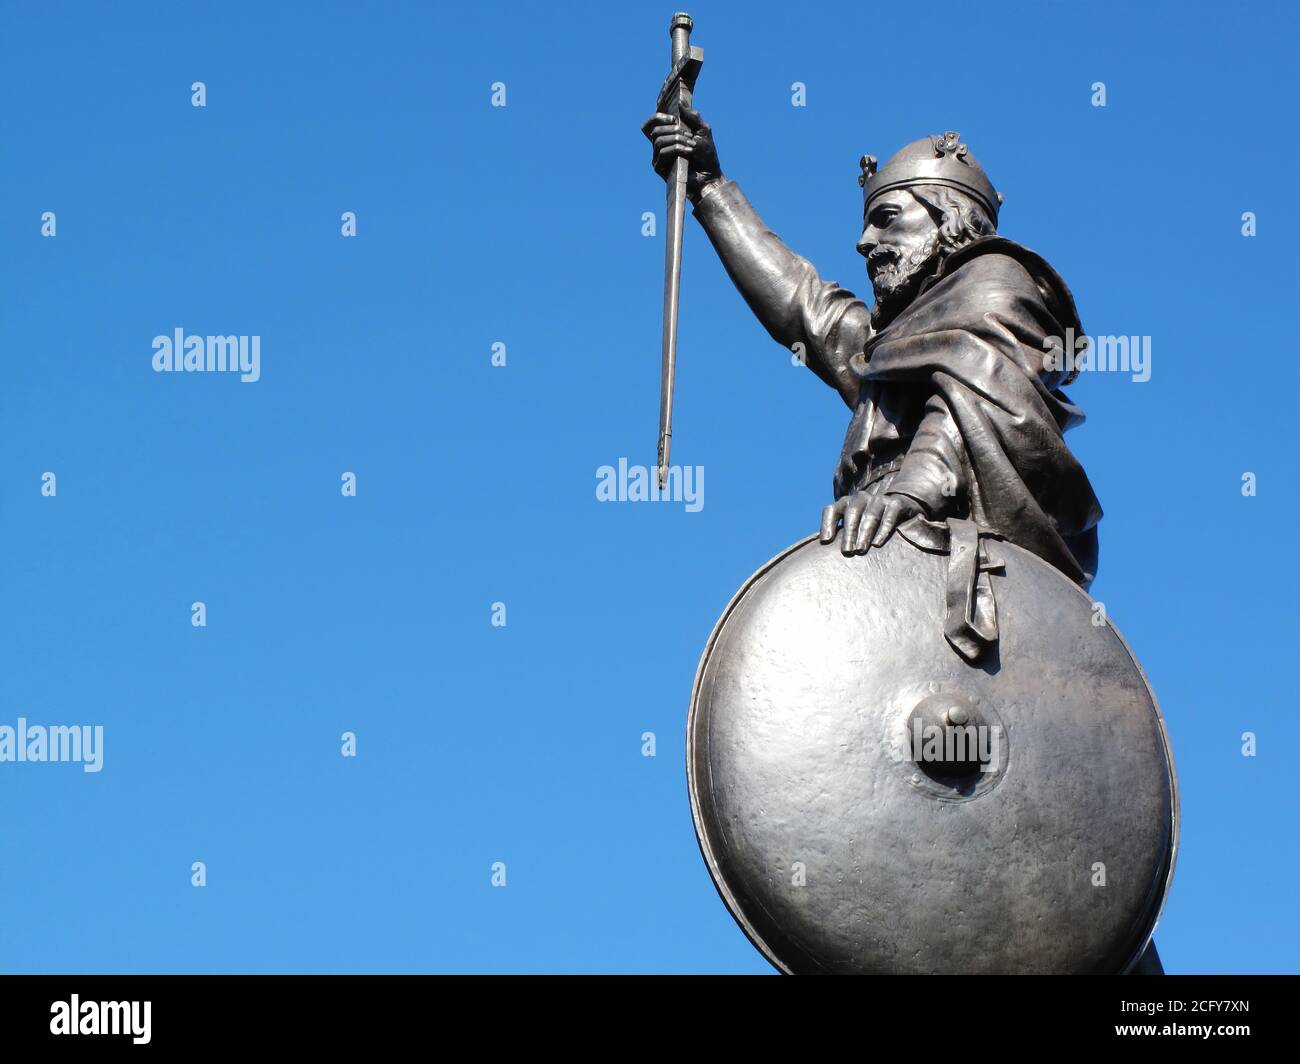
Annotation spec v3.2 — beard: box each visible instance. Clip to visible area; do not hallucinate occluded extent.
[868,231,942,328]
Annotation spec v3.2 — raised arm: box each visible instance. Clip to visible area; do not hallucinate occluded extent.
[643,108,870,408]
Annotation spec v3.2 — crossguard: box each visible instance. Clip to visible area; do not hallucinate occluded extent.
[656,47,704,114]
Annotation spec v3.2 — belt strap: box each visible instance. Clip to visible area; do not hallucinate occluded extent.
[899,515,1004,663]
[943,518,1001,662]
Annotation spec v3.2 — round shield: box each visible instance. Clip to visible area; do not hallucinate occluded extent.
[687,533,1177,974]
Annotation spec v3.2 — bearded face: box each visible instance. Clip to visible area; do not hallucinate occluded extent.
[868,230,941,309]
[856,189,945,326]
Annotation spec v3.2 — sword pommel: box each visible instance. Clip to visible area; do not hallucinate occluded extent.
[671,11,693,57]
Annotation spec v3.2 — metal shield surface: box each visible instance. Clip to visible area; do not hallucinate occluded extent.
[687,534,1177,974]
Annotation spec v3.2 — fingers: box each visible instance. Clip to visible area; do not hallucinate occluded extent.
[653,131,695,151]
[822,494,913,556]
[840,497,869,556]
[644,113,698,145]
[854,503,884,554]
[872,496,905,547]
[646,112,700,176]
[820,499,845,544]
[652,140,693,177]
[641,112,676,139]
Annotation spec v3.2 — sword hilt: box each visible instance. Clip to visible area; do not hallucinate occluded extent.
[656,13,703,116]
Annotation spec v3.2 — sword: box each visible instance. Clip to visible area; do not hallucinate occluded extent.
[656,12,703,489]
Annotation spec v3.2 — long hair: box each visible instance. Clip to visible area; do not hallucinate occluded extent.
[908,184,996,254]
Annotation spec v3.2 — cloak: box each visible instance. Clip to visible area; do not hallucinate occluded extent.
[691,178,1101,587]
[854,237,1102,587]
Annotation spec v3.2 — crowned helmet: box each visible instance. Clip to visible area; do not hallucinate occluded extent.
[859,132,1003,225]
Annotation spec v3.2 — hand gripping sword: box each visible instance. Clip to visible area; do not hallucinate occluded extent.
[656,13,703,489]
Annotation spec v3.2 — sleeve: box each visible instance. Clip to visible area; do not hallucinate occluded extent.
[887,389,967,517]
[692,177,870,407]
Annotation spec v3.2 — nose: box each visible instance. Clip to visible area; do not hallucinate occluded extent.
[856,226,876,259]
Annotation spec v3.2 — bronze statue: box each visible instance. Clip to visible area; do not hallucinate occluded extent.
[644,14,1176,975]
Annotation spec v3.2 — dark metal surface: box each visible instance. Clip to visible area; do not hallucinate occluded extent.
[655,14,703,488]
[643,105,1102,586]
[646,16,1178,975]
[688,533,1177,974]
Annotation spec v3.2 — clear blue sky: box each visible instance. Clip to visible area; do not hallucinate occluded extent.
[0,0,1295,974]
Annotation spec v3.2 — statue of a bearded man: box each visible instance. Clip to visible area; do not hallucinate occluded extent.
[642,112,1103,589]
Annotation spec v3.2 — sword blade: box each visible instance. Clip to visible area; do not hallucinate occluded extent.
[656,13,699,491]
[658,155,688,489]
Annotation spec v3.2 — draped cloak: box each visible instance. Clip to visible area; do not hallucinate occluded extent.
[852,237,1102,587]
[693,178,1102,588]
